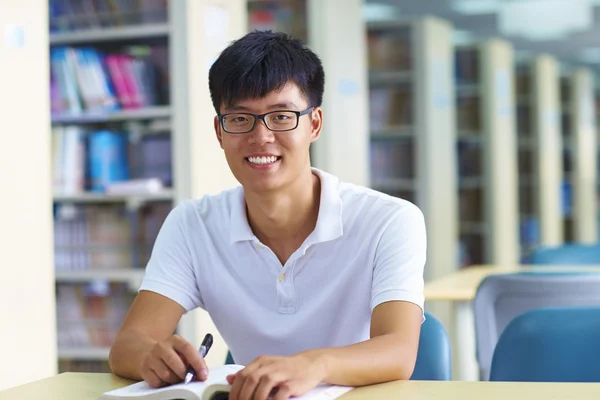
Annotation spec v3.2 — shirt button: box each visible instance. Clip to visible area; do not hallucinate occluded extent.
[278,274,285,282]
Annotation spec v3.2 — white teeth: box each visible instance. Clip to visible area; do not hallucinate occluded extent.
[247,156,278,165]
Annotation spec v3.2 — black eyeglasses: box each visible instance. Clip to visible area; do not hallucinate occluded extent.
[218,107,314,134]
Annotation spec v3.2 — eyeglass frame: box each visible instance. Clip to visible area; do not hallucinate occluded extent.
[217,107,314,134]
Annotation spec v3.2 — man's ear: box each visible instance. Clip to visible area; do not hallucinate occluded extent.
[310,107,323,143]
[214,116,224,149]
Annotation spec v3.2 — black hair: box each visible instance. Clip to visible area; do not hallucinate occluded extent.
[208,30,325,114]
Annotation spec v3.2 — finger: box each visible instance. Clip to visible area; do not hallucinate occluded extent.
[171,335,209,380]
[254,371,286,400]
[237,370,262,400]
[272,382,295,400]
[151,359,181,385]
[229,362,264,400]
[159,348,188,380]
[141,367,165,389]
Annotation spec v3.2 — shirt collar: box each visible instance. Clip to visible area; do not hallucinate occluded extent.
[229,187,255,243]
[229,168,344,245]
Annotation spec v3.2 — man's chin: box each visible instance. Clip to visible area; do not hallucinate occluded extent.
[242,175,286,194]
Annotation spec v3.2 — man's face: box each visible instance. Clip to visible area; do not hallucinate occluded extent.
[214,82,322,193]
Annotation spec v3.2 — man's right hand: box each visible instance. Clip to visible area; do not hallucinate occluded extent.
[140,334,208,388]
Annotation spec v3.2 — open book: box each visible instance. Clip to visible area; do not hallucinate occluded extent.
[98,364,353,400]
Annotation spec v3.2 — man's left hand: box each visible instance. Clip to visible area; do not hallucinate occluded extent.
[226,351,328,400]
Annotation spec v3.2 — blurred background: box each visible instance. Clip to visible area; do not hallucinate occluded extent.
[2,0,600,390]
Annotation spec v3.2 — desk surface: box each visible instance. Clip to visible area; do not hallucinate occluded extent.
[2,373,600,400]
[424,264,600,302]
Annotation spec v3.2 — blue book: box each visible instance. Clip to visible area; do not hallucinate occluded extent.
[88,130,129,192]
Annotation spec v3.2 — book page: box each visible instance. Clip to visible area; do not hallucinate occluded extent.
[101,365,244,398]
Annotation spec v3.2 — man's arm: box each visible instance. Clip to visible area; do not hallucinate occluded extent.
[108,291,208,387]
[310,300,422,385]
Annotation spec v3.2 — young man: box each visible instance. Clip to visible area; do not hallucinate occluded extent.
[109,31,426,400]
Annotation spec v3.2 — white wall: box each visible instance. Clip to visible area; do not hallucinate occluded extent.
[308,0,370,186]
[0,0,57,390]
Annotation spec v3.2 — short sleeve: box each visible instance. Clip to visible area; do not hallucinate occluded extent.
[371,203,426,314]
[138,201,204,312]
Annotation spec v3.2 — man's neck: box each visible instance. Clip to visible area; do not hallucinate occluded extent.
[245,169,321,251]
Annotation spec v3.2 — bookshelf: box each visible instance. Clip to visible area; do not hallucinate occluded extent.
[560,67,598,243]
[51,106,170,124]
[247,0,307,43]
[50,23,170,45]
[515,55,563,258]
[366,17,457,281]
[49,0,246,373]
[54,268,145,288]
[57,347,111,361]
[53,190,174,204]
[455,39,519,266]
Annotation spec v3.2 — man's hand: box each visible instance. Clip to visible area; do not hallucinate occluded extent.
[140,334,208,388]
[226,351,328,400]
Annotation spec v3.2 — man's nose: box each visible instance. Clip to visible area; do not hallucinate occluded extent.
[248,119,275,144]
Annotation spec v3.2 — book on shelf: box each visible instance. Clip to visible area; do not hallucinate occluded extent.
[54,204,131,271]
[49,0,168,32]
[53,201,171,271]
[367,28,412,72]
[50,45,168,116]
[369,140,414,185]
[457,142,482,178]
[369,86,413,131]
[52,126,172,196]
[456,96,481,132]
[248,0,307,43]
[519,217,540,257]
[99,364,352,400]
[56,282,135,351]
[455,48,479,85]
[59,359,112,373]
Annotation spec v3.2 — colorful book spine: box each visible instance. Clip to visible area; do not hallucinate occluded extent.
[88,130,130,192]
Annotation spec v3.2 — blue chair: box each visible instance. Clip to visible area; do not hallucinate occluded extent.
[490,306,600,382]
[410,312,451,380]
[225,311,451,381]
[473,271,600,380]
[526,243,600,265]
[225,351,235,365]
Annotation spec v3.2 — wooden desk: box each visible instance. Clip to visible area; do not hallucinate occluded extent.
[424,264,600,381]
[2,373,600,400]
[424,264,600,301]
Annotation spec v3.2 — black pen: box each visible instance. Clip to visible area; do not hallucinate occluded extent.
[184,333,213,384]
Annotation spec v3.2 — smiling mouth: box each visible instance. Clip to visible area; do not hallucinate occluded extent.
[245,156,281,165]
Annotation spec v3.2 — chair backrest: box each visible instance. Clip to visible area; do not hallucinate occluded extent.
[527,243,600,265]
[490,306,600,382]
[225,312,452,381]
[473,272,600,380]
[410,312,451,381]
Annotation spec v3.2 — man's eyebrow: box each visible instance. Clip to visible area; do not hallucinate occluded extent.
[225,102,300,112]
[269,102,298,109]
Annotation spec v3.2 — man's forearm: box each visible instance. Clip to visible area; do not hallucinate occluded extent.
[302,334,416,387]
[108,329,157,380]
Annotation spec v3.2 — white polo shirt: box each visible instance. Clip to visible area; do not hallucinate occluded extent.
[139,168,426,365]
